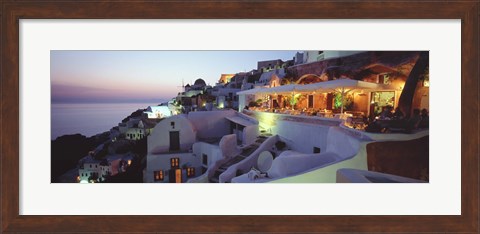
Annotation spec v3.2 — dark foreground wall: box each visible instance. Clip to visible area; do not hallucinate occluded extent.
[366,136,429,181]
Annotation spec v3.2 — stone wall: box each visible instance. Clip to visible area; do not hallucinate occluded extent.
[287,51,420,81]
[366,136,429,181]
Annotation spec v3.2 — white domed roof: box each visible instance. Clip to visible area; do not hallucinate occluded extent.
[194,78,206,86]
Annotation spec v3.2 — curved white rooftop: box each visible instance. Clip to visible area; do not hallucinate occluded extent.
[147,115,196,154]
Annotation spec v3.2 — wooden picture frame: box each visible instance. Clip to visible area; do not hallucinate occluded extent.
[1,1,478,233]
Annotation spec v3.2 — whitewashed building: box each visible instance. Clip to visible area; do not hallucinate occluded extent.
[78,154,134,183]
[303,51,364,64]
[212,87,241,109]
[255,69,284,88]
[118,118,141,134]
[144,105,172,119]
[124,120,156,140]
[144,110,259,183]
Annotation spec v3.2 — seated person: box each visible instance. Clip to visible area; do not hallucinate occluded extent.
[418,108,429,128]
[393,107,405,120]
[365,121,385,133]
[379,105,394,120]
[406,109,422,131]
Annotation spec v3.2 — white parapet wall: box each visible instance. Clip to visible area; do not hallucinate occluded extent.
[228,126,365,183]
[220,135,279,183]
[268,127,428,183]
[269,141,369,183]
[237,112,259,146]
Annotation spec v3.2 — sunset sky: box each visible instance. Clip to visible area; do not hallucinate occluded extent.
[51,51,296,103]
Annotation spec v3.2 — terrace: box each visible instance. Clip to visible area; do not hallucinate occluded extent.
[238,79,402,132]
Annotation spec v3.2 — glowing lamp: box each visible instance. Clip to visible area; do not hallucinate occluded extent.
[423,80,430,87]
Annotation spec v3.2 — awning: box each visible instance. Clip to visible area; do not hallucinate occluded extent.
[237,79,397,96]
[296,79,396,93]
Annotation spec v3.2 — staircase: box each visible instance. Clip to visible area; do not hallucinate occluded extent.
[209,136,268,183]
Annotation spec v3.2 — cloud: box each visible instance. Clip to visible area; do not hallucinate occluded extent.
[51,81,178,103]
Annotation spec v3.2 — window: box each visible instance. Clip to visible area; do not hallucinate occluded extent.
[378,74,391,84]
[154,170,164,181]
[170,158,180,168]
[202,154,208,165]
[371,91,396,115]
[313,147,321,154]
[170,121,175,129]
[308,95,314,108]
[187,167,195,178]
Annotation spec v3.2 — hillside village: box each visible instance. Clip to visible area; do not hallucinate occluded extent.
[54,51,429,184]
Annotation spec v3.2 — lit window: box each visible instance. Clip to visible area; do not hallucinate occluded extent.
[187,167,195,178]
[170,158,179,168]
[154,170,164,181]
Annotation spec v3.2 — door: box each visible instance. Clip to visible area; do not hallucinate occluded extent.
[308,95,314,108]
[175,169,182,183]
[169,131,180,151]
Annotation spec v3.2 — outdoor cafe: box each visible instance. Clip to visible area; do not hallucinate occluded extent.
[237,79,402,129]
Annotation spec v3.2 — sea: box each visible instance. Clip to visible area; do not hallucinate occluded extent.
[51,102,164,140]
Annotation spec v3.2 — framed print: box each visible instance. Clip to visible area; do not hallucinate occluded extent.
[1,1,478,233]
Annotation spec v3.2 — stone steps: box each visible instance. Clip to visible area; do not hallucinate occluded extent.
[209,136,267,183]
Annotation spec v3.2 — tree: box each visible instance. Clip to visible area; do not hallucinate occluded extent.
[289,93,301,109]
[333,92,353,111]
[398,51,429,118]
